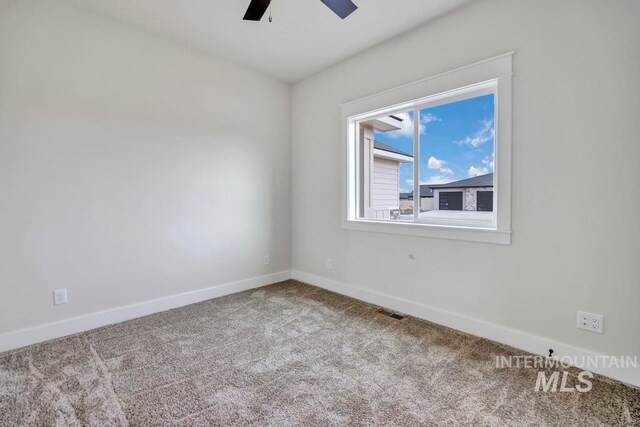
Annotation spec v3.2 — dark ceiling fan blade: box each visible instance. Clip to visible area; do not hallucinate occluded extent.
[320,0,358,19]
[243,0,270,21]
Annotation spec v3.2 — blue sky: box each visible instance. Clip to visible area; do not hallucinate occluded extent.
[374,94,495,193]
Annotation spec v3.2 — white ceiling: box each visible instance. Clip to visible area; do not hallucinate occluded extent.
[64,0,473,83]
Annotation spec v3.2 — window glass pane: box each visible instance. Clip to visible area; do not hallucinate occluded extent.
[418,94,495,221]
[356,111,414,221]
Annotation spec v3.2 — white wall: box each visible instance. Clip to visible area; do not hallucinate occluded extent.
[292,0,640,373]
[420,197,434,212]
[0,0,291,334]
[2,0,639,385]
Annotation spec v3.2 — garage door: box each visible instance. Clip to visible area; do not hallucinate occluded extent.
[477,191,493,211]
[477,191,493,212]
[439,191,463,210]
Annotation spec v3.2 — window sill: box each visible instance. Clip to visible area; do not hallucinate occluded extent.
[342,219,511,245]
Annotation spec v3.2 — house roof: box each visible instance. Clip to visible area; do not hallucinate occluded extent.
[400,186,433,200]
[399,173,493,200]
[428,173,494,189]
[373,141,413,158]
[418,186,434,198]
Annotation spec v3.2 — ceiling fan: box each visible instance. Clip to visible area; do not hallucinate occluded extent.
[243,0,358,21]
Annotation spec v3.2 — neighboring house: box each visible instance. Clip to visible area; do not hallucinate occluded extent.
[430,173,494,211]
[400,185,434,213]
[359,117,413,219]
[400,173,494,212]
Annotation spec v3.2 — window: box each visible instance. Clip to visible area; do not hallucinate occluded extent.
[342,53,512,244]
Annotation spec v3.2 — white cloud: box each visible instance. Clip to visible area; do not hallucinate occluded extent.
[482,153,495,170]
[421,113,441,124]
[427,156,454,175]
[439,167,454,175]
[421,175,453,185]
[468,166,489,177]
[455,119,494,147]
[427,156,444,169]
[385,112,441,139]
[400,179,414,193]
[386,112,423,138]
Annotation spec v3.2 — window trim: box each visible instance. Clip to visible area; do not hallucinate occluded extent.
[341,53,513,245]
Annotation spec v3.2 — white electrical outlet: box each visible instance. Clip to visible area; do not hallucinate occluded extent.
[53,288,67,305]
[263,255,270,265]
[326,258,333,269]
[577,310,603,334]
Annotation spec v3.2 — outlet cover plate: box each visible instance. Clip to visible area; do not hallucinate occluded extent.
[577,310,603,334]
[54,288,67,305]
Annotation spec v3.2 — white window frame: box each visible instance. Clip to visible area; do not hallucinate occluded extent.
[341,53,513,245]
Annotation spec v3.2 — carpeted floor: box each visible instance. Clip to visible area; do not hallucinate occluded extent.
[1,280,639,426]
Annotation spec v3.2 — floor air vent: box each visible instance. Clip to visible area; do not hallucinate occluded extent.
[376,308,406,320]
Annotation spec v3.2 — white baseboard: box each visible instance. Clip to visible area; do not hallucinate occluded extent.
[292,270,639,388]
[0,270,292,354]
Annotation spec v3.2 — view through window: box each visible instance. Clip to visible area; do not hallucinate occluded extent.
[356,91,496,226]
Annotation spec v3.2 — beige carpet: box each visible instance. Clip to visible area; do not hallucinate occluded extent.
[1,280,639,426]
